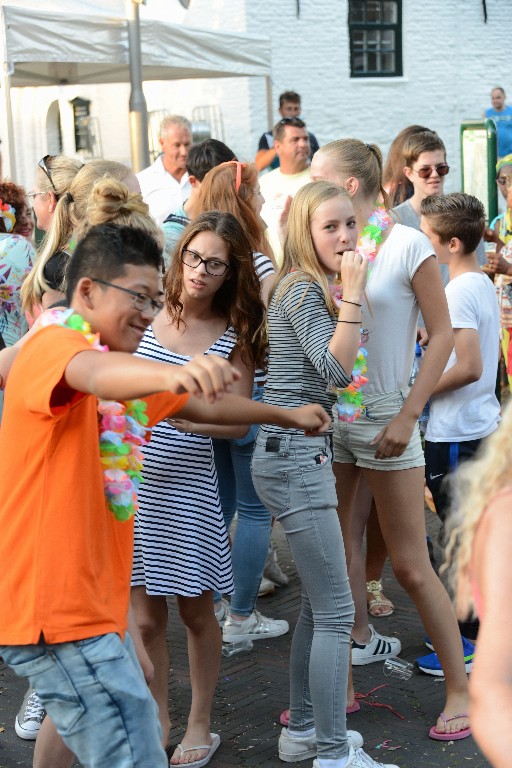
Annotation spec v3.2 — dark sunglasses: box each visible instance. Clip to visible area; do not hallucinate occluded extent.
[278,117,306,128]
[38,155,58,194]
[412,163,450,179]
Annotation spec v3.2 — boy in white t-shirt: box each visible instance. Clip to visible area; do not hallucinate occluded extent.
[420,192,500,520]
[419,193,500,657]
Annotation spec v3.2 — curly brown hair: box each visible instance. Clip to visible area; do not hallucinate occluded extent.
[0,181,28,234]
[165,210,267,371]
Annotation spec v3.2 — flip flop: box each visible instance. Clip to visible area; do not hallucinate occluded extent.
[429,712,471,741]
[279,700,360,726]
[171,733,221,768]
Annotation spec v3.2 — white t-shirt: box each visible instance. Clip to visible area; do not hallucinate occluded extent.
[137,156,191,226]
[426,271,500,442]
[260,166,310,266]
[363,223,434,395]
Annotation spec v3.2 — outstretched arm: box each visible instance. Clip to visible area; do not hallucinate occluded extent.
[64,349,241,404]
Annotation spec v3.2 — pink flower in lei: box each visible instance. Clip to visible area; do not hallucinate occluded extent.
[333,205,392,422]
[39,308,150,521]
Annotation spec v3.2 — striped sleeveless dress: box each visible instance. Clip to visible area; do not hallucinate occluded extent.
[131,324,236,596]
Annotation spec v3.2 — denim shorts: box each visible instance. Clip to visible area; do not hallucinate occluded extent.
[332,388,425,471]
[0,633,167,768]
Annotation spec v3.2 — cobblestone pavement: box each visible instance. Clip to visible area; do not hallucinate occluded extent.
[0,512,490,768]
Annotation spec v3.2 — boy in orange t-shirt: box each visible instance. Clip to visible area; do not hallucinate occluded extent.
[0,224,328,768]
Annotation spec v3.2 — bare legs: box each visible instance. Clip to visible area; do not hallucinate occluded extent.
[334,462,470,735]
[33,717,74,768]
[131,587,222,765]
[173,593,222,764]
[131,588,172,748]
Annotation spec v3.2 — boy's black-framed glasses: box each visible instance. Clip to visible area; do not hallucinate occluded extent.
[92,278,164,315]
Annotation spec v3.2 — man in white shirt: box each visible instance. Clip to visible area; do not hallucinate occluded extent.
[260,117,311,265]
[137,115,192,226]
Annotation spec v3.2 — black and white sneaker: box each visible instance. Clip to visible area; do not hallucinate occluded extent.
[352,624,401,666]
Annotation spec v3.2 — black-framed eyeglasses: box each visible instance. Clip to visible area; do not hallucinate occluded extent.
[412,163,450,179]
[92,278,164,316]
[38,155,58,194]
[181,249,230,277]
[278,117,306,128]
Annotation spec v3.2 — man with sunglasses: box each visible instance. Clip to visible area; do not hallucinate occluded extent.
[259,116,312,264]
[255,90,319,172]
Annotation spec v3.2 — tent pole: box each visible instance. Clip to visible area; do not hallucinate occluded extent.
[0,6,15,180]
[127,0,149,172]
[265,75,273,131]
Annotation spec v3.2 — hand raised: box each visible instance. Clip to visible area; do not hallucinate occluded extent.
[339,250,368,302]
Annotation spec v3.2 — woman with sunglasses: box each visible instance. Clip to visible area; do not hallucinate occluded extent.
[310,139,471,741]
[393,130,450,228]
[382,124,434,207]
[131,210,268,767]
[21,159,139,318]
[193,161,290,639]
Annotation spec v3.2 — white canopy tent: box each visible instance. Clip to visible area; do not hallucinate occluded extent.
[0,0,272,178]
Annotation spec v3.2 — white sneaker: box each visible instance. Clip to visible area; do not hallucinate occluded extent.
[313,746,399,768]
[15,689,46,740]
[223,609,289,642]
[264,545,289,586]
[214,597,229,627]
[278,728,363,762]
[351,624,401,666]
[258,576,276,596]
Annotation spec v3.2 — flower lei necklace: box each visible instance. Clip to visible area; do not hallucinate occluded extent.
[40,308,150,521]
[331,205,392,422]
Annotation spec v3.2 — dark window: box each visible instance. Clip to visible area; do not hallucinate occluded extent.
[348,1,402,77]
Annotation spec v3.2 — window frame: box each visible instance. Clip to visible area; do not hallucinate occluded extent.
[348,0,403,79]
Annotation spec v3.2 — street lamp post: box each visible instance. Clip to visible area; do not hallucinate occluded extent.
[127,0,150,172]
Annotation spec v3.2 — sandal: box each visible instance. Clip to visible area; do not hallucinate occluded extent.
[429,712,471,741]
[366,580,394,618]
[170,733,220,767]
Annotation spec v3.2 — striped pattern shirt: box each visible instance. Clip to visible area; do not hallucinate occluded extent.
[263,277,351,428]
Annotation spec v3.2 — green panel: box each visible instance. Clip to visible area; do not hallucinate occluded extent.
[460,119,498,223]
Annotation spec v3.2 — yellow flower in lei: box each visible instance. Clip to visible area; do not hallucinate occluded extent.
[39,308,150,521]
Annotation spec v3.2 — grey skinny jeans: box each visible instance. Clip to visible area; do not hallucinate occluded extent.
[251,429,354,759]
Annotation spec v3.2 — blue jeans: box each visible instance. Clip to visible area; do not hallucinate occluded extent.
[0,633,167,768]
[212,385,272,617]
[251,430,354,760]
